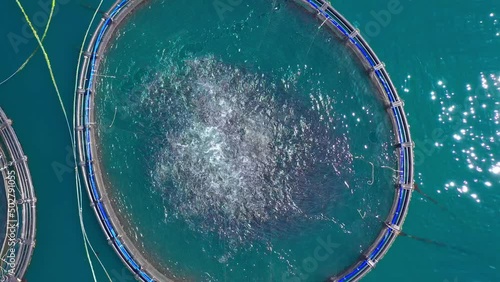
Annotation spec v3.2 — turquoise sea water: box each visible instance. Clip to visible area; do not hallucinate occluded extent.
[0,0,499,281]
[95,1,395,280]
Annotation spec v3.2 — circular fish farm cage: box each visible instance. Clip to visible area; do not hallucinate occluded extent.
[75,0,415,281]
[0,107,36,282]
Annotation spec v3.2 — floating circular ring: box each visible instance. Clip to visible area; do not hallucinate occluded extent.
[0,107,37,282]
[76,0,415,281]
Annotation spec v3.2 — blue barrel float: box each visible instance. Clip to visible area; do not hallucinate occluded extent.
[75,0,415,281]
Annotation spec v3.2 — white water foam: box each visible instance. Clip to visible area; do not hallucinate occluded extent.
[127,56,353,243]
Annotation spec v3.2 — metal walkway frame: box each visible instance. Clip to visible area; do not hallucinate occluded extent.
[293,1,415,281]
[76,0,415,281]
[76,1,169,281]
[0,108,36,282]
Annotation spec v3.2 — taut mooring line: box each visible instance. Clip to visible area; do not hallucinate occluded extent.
[72,0,113,279]
[414,183,456,217]
[399,231,474,256]
[414,183,438,205]
[14,0,71,139]
[12,0,111,280]
[79,1,106,15]
[0,1,56,86]
[381,166,447,210]
[305,17,329,57]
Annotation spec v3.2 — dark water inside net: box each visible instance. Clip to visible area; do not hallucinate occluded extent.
[95,0,396,280]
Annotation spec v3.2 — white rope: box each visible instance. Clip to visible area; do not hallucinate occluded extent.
[72,0,113,280]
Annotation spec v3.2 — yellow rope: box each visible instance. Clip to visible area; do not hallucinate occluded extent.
[0,0,56,86]
[14,0,72,141]
[13,0,111,280]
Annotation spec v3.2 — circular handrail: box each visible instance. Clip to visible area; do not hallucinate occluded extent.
[76,1,415,281]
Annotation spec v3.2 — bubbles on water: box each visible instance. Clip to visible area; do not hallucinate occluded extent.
[128,56,354,243]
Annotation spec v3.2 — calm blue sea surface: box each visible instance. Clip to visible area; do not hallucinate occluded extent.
[0,0,498,281]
